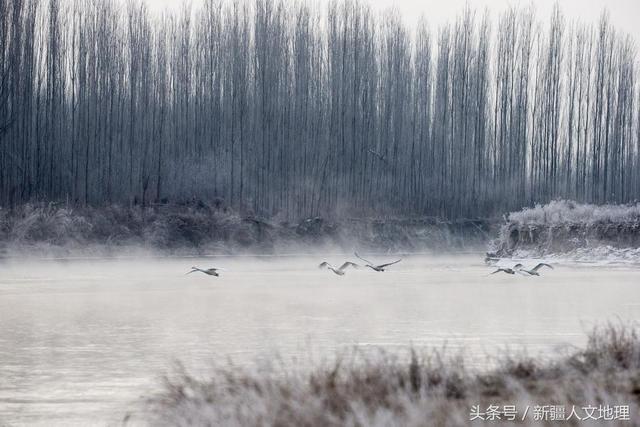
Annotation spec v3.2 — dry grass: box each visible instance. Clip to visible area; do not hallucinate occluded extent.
[134,324,640,426]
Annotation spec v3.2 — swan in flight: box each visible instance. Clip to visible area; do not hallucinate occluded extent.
[186,266,222,277]
[514,263,554,276]
[354,252,402,272]
[490,267,517,275]
[319,261,359,276]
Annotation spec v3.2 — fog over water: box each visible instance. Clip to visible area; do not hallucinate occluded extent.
[1,254,639,425]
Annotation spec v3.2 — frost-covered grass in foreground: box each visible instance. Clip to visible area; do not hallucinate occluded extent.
[134,325,640,427]
[508,200,640,226]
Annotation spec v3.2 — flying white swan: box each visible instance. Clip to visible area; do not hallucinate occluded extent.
[186,266,222,277]
[514,263,554,276]
[490,267,517,275]
[319,261,359,276]
[354,252,402,272]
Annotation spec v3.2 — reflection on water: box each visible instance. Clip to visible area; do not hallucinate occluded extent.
[0,255,639,426]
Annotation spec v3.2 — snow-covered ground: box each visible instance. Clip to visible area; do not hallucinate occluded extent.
[508,200,640,226]
[492,200,640,264]
[506,246,640,266]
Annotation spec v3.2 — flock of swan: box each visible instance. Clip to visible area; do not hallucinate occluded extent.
[186,253,555,278]
[485,257,555,276]
[186,252,402,277]
[318,252,402,275]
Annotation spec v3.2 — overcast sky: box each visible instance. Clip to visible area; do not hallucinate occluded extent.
[142,0,640,41]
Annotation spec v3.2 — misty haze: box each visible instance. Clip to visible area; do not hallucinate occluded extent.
[1,0,640,426]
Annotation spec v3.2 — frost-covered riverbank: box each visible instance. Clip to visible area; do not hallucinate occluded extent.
[0,203,492,257]
[491,201,640,262]
[5,201,640,261]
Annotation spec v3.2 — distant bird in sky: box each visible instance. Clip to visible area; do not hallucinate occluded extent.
[514,263,554,276]
[354,252,402,272]
[186,266,222,277]
[490,267,517,275]
[319,261,359,276]
[366,148,388,165]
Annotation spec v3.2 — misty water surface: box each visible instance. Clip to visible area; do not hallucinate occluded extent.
[1,255,639,426]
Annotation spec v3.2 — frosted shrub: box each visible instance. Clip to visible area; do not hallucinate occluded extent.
[509,200,640,226]
[0,203,491,257]
[134,325,640,427]
[493,201,640,260]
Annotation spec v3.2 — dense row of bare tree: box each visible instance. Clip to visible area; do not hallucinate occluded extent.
[0,0,638,219]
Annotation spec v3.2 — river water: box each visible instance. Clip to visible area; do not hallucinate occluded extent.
[1,254,639,426]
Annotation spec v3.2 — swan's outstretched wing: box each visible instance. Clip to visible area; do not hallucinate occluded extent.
[339,262,358,271]
[491,268,513,275]
[319,262,331,269]
[513,263,524,269]
[186,267,202,275]
[532,263,553,272]
[354,252,373,265]
[378,259,402,268]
